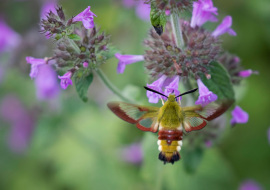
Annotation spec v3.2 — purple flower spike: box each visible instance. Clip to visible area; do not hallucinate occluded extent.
[115,53,144,74]
[195,79,218,106]
[58,71,73,89]
[239,179,262,190]
[25,57,46,79]
[73,6,97,29]
[238,69,259,78]
[190,0,218,28]
[120,143,143,164]
[146,75,167,103]
[0,19,21,52]
[212,16,236,37]
[83,61,89,68]
[230,106,249,126]
[164,76,180,99]
[35,65,59,100]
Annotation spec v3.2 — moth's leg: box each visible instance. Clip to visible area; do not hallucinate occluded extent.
[161,98,165,105]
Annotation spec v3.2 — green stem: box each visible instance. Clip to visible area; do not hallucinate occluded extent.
[67,37,81,54]
[170,13,184,48]
[96,69,135,103]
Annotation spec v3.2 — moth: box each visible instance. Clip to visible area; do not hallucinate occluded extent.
[107,87,231,164]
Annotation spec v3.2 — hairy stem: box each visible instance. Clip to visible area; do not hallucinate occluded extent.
[96,69,135,103]
[67,37,81,54]
[170,13,184,48]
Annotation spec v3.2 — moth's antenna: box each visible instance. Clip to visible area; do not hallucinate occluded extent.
[144,86,168,98]
[175,88,198,99]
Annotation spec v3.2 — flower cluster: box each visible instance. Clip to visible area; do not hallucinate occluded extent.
[115,0,255,126]
[27,5,113,101]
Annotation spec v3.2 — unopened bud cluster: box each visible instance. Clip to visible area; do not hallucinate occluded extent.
[144,21,221,81]
[55,27,109,71]
[145,0,192,13]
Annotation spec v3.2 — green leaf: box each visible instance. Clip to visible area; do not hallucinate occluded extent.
[68,34,81,41]
[75,72,93,102]
[150,5,167,35]
[200,62,235,101]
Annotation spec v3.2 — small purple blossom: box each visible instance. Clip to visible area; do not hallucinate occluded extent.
[230,106,249,126]
[0,18,21,52]
[58,71,73,89]
[0,95,35,153]
[120,143,143,164]
[146,75,167,103]
[239,179,262,190]
[35,65,59,100]
[165,9,171,16]
[25,57,46,79]
[205,140,212,148]
[195,79,218,106]
[115,53,144,74]
[164,75,180,99]
[72,6,97,29]
[40,0,57,19]
[238,69,259,78]
[212,16,236,37]
[83,61,89,68]
[135,1,150,21]
[190,0,218,28]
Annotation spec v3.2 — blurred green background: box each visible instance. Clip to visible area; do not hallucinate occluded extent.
[0,0,270,189]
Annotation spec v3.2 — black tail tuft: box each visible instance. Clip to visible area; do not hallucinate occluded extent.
[158,152,180,164]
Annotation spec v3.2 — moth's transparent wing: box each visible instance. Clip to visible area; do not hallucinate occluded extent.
[107,102,160,133]
[182,100,233,132]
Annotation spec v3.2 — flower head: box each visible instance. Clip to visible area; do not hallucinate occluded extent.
[146,75,167,103]
[212,16,236,37]
[230,106,249,126]
[73,6,97,29]
[238,69,258,78]
[0,19,21,52]
[195,79,217,106]
[35,65,59,100]
[115,53,144,74]
[164,76,180,100]
[239,179,262,190]
[190,0,218,28]
[58,71,73,89]
[25,57,46,79]
[83,61,89,68]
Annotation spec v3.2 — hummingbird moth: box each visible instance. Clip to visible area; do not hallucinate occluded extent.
[108,87,231,164]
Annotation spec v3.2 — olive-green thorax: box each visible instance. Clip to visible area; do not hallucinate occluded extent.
[158,95,183,129]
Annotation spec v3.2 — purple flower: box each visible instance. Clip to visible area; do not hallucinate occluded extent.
[58,71,73,89]
[0,95,35,153]
[135,1,150,21]
[35,65,59,100]
[238,69,259,78]
[165,9,171,16]
[0,18,21,52]
[205,140,212,148]
[72,6,97,29]
[115,53,144,74]
[190,0,218,28]
[230,106,249,126]
[239,179,262,190]
[25,56,46,79]
[122,0,136,8]
[195,79,218,106]
[146,75,167,103]
[164,76,180,99]
[120,143,143,164]
[40,0,57,19]
[212,16,236,37]
[83,61,89,68]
